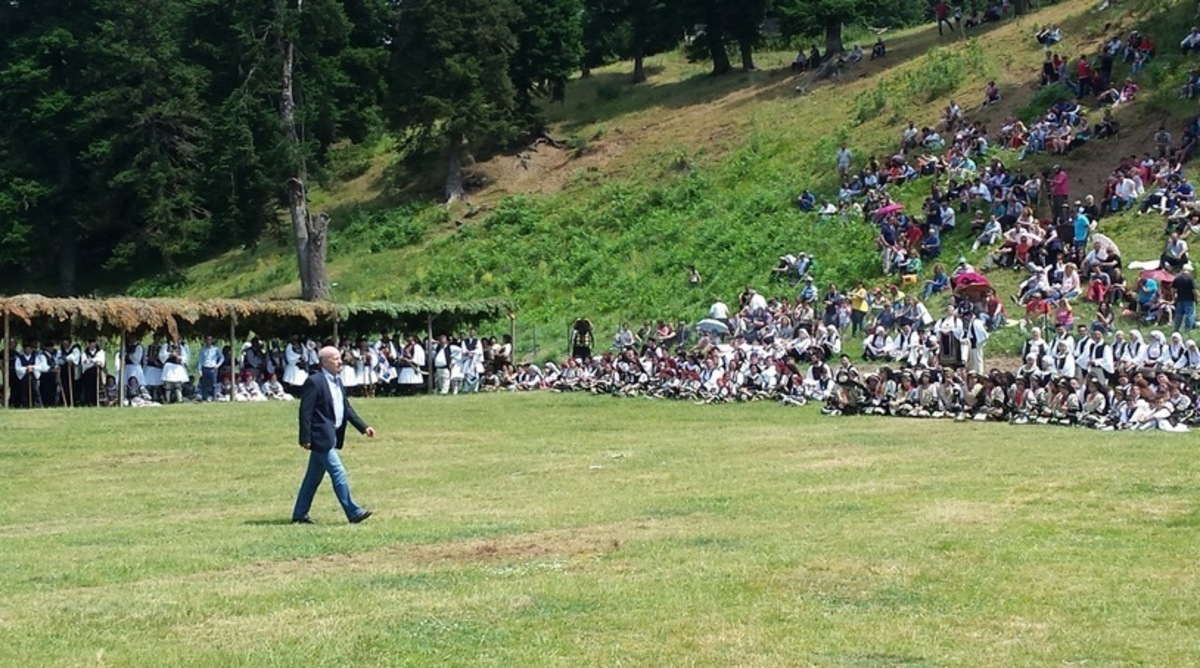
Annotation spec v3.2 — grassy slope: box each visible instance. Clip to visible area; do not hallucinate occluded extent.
[2,395,1199,666]
[171,0,1193,356]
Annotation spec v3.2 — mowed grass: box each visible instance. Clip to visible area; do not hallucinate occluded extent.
[2,394,1199,666]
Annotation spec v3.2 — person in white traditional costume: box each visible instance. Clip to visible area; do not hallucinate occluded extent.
[261,372,294,401]
[397,335,426,395]
[282,335,309,393]
[338,339,361,392]
[123,339,146,390]
[143,334,165,402]
[431,334,459,395]
[12,341,50,408]
[458,329,484,393]
[237,371,267,402]
[161,340,190,404]
[80,339,107,407]
[863,326,894,361]
[965,312,990,374]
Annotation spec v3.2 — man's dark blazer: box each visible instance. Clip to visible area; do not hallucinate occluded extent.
[299,372,368,452]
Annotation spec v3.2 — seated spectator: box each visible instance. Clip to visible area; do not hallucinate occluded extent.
[1160,232,1190,272]
[871,37,886,60]
[1094,108,1119,139]
[1182,27,1200,55]
[791,50,809,72]
[846,44,864,64]
[1181,70,1200,100]
[922,263,950,300]
[920,227,942,260]
[797,189,816,211]
[1037,26,1062,46]
[979,81,1001,111]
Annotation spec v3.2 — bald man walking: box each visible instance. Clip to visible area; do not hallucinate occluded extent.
[292,346,377,524]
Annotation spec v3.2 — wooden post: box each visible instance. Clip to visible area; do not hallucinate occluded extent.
[2,308,9,410]
[333,313,339,344]
[426,313,434,394]
[118,330,126,408]
[509,313,517,364]
[229,315,237,399]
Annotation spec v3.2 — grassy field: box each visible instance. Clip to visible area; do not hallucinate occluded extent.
[2,394,1199,666]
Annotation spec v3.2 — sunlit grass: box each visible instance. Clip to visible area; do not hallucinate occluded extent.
[1,393,1199,666]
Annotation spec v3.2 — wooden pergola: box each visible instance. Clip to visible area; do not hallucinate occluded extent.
[0,294,514,408]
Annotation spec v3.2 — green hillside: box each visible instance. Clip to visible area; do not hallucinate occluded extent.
[160,0,1195,355]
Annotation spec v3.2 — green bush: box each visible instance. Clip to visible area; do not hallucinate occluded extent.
[1016,83,1071,124]
[331,203,433,255]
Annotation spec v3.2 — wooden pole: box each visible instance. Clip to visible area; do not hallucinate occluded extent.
[229,315,237,400]
[333,314,339,344]
[118,330,126,408]
[509,313,517,364]
[426,313,434,395]
[2,308,8,410]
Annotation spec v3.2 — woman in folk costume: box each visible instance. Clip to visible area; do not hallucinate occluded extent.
[1020,327,1049,366]
[863,326,894,361]
[891,323,923,366]
[1121,330,1145,370]
[160,340,190,404]
[1166,332,1188,371]
[1183,340,1200,375]
[1079,377,1112,429]
[122,339,146,389]
[1049,339,1076,380]
[282,335,309,390]
[964,312,990,374]
[1136,330,1168,370]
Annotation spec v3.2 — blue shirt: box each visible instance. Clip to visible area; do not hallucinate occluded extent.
[199,344,224,369]
[1073,213,1090,242]
[321,370,344,428]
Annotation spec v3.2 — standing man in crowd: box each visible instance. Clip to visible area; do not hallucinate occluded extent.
[293,346,376,524]
[198,335,224,402]
[1174,267,1196,333]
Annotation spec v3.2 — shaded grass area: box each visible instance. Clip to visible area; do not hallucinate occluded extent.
[1,394,1200,665]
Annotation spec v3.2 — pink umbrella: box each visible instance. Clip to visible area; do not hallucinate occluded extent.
[874,203,904,220]
[952,272,989,288]
[1139,269,1174,284]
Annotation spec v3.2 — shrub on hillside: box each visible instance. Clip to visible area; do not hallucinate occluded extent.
[331,203,436,255]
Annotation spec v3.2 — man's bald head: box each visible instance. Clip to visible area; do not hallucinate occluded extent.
[319,346,342,374]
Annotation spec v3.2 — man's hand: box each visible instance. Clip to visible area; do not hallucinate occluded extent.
[300,443,312,450]
[364,427,377,438]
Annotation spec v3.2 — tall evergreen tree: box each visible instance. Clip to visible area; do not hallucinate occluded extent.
[387,0,522,202]
[509,0,583,125]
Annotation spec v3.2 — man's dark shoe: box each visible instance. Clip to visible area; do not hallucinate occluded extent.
[292,516,316,524]
[349,510,373,524]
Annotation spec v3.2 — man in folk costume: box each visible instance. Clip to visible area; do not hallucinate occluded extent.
[38,340,60,408]
[431,334,457,395]
[965,312,990,375]
[458,329,484,394]
[143,333,165,403]
[13,341,50,408]
[935,306,967,369]
[396,334,426,396]
[1085,325,1115,382]
[338,339,361,395]
[242,338,269,382]
[282,334,309,394]
[79,339,106,407]
[1070,323,1091,382]
[161,339,190,404]
[355,337,377,398]
[57,338,82,408]
[123,338,146,392]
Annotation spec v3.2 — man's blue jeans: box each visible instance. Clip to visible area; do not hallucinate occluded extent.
[292,447,363,521]
[200,367,217,400]
[1175,300,1196,332]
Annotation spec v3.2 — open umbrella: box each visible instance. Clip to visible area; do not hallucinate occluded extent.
[952,273,992,301]
[1139,269,1175,285]
[874,203,904,220]
[696,318,730,335]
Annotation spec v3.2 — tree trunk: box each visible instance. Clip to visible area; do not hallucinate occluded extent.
[707,30,731,75]
[738,37,755,71]
[445,145,465,203]
[824,20,844,57]
[305,212,331,301]
[279,0,327,301]
[56,230,77,297]
[632,46,647,84]
[1013,0,1030,15]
